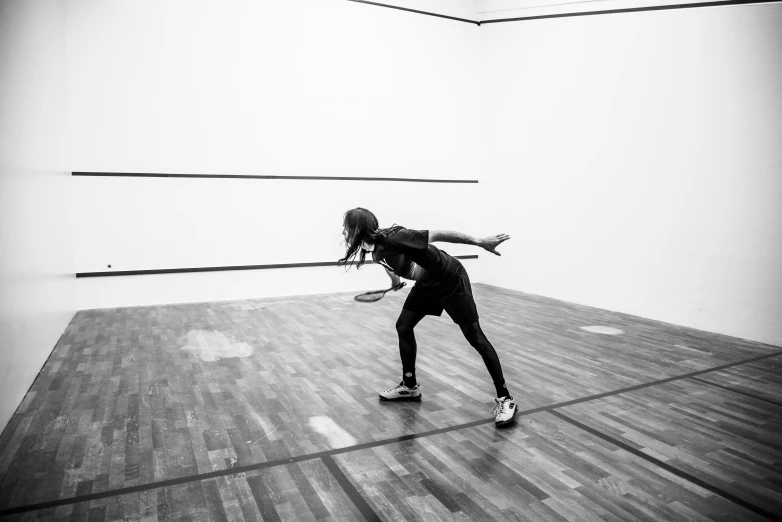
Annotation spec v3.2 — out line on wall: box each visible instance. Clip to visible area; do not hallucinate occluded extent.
[346,0,480,24]
[480,0,782,23]
[347,0,781,25]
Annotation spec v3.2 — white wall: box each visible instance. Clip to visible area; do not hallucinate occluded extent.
[477,2,782,346]
[66,0,483,309]
[0,1,76,434]
[72,177,482,309]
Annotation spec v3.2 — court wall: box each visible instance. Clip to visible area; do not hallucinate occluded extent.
[475,2,782,346]
[0,0,77,441]
[66,0,483,309]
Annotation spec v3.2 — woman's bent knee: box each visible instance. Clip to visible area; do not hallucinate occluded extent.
[397,311,421,335]
[460,321,481,339]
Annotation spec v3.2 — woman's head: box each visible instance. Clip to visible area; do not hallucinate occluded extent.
[339,207,380,269]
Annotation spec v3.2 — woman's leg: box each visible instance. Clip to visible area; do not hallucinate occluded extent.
[459,321,511,399]
[396,308,427,387]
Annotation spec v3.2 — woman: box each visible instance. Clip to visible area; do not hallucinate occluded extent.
[338,207,517,426]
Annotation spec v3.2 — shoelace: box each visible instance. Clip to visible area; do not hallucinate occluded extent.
[386,382,411,393]
[491,399,508,416]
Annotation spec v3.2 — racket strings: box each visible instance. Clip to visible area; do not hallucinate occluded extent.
[354,282,406,302]
[355,292,385,302]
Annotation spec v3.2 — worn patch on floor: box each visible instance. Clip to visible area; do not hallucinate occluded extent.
[581,325,624,335]
[309,416,357,448]
[179,329,254,361]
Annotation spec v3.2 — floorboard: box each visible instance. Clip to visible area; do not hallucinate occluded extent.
[0,283,779,520]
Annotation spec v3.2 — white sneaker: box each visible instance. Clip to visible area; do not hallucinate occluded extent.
[379,382,421,401]
[492,396,517,426]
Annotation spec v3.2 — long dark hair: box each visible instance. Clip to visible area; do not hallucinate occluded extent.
[338,207,385,270]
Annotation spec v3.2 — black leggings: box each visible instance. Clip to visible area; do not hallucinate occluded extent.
[395,309,509,398]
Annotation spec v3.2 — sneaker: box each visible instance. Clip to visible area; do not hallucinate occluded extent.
[492,396,517,426]
[379,382,421,401]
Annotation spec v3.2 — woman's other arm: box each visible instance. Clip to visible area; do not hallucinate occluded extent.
[384,267,402,288]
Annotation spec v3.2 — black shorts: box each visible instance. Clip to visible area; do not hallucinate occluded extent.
[402,263,479,326]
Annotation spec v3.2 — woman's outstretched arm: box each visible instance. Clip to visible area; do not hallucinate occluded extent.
[429,231,510,256]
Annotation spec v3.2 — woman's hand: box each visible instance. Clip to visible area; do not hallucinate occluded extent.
[384,267,401,287]
[479,234,510,256]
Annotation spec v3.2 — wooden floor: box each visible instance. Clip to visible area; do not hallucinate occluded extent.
[0,283,780,521]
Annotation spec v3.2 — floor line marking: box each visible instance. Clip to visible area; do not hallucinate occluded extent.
[321,455,382,521]
[688,376,782,408]
[529,349,782,412]
[549,410,778,521]
[2,348,780,517]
